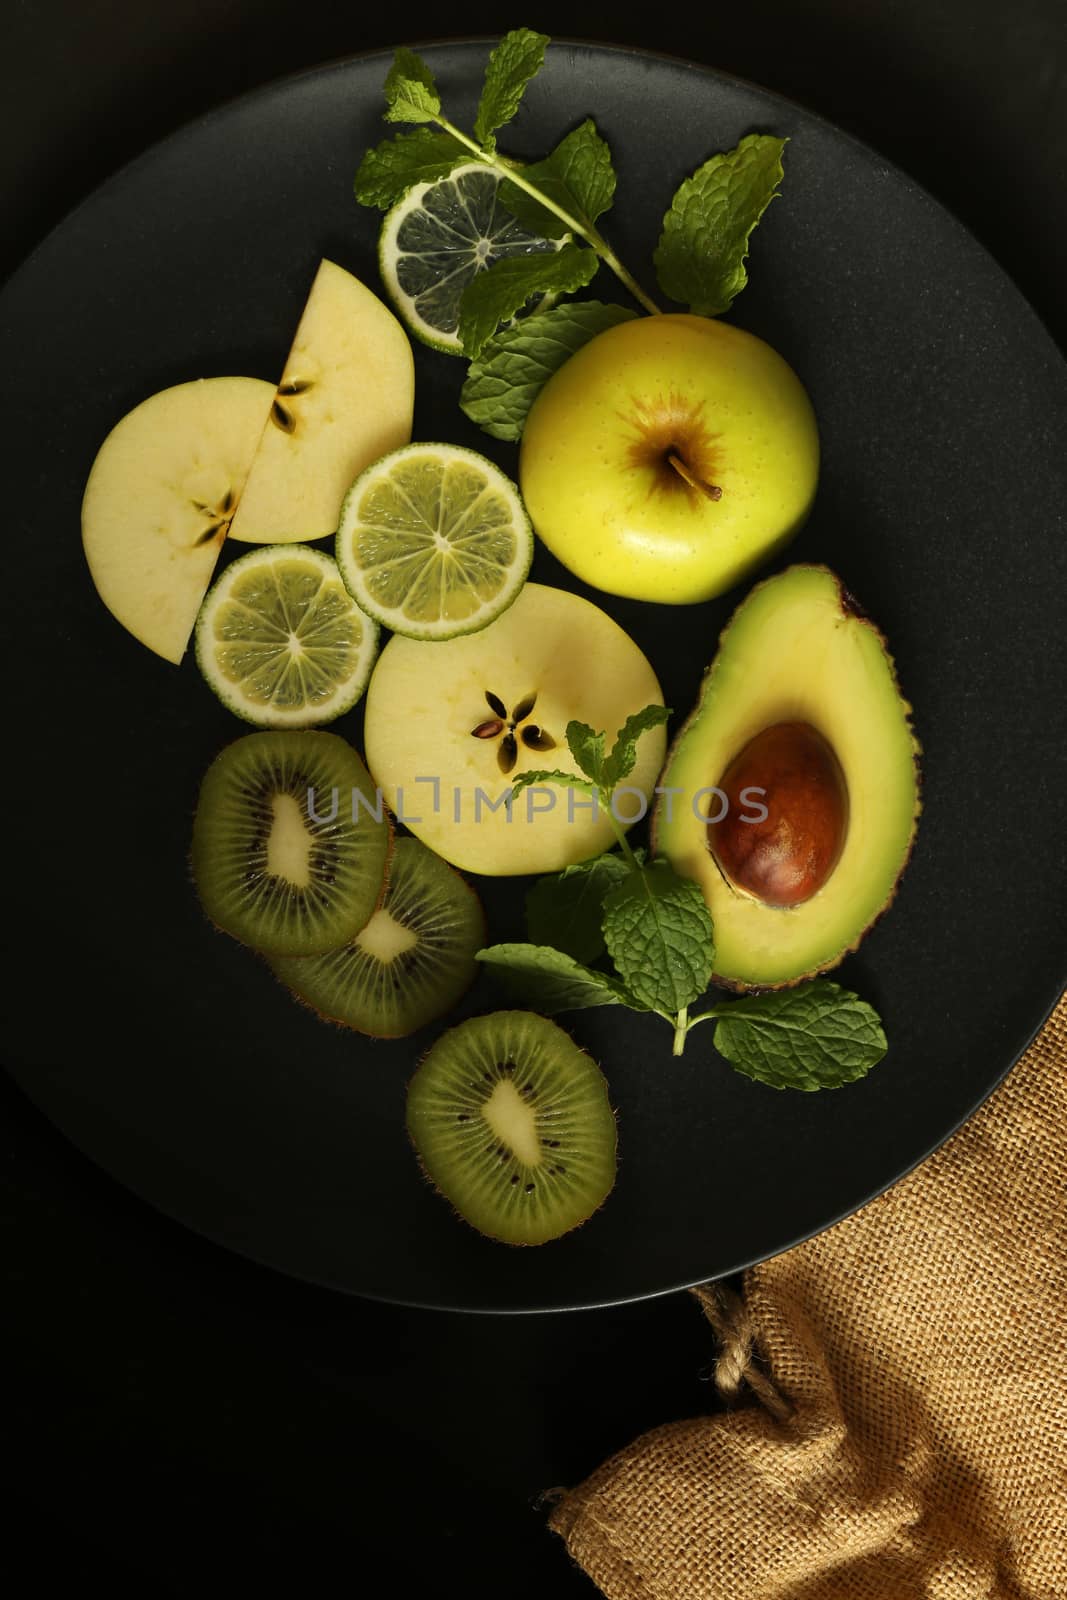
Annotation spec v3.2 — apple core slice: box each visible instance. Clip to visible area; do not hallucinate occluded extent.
[363,583,668,876]
[226,259,415,545]
[81,376,276,664]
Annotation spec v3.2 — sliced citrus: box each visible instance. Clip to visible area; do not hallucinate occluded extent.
[377,162,561,354]
[335,443,532,641]
[195,545,378,727]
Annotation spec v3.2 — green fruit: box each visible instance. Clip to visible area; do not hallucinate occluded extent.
[377,163,561,354]
[81,376,275,664]
[652,565,920,987]
[191,731,391,956]
[225,259,414,545]
[406,1011,617,1245]
[195,544,378,727]
[335,442,532,640]
[519,313,819,605]
[268,837,485,1037]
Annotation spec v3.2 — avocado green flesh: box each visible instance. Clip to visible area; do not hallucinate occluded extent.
[654,566,920,987]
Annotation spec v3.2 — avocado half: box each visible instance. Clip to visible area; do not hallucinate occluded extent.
[652,565,920,988]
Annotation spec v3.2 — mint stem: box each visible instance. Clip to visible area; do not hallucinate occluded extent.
[603,802,643,872]
[435,114,661,316]
[684,1009,719,1031]
[672,1007,689,1056]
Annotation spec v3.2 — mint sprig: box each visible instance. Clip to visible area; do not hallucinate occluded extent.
[382,47,441,124]
[497,119,617,238]
[601,861,715,1018]
[473,28,549,150]
[564,719,608,787]
[506,705,668,878]
[459,301,638,441]
[354,128,468,209]
[458,244,600,360]
[508,767,597,803]
[655,134,787,315]
[695,982,888,1090]
[476,943,636,1014]
[477,705,888,1085]
[601,705,673,793]
[525,851,631,965]
[359,36,790,436]
[359,33,659,323]
[546,707,672,799]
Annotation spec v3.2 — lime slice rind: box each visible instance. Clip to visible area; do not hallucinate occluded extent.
[196,544,379,727]
[378,162,565,355]
[336,443,532,640]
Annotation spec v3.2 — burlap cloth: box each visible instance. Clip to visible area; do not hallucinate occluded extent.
[550,992,1067,1599]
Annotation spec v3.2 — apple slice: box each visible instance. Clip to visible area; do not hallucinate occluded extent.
[364,583,667,876]
[227,260,415,545]
[81,376,275,664]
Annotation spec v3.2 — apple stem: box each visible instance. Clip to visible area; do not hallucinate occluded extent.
[436,116,662,318]
[667,452,722,500]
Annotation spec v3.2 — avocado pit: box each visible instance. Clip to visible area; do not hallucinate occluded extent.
[709,721,848,908]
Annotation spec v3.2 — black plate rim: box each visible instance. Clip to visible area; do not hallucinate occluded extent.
[7,968,1063,1319]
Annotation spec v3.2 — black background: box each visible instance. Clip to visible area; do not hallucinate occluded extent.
[4,3,1065,1593]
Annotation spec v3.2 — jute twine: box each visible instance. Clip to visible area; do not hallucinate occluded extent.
[549,991,1067,1600]
[690,1281,793,1423]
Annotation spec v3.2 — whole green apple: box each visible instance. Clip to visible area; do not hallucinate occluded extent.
[518,314,819,605]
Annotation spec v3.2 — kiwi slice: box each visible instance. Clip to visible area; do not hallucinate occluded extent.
[268,837,485,1037]
[191,730,390,956]
[406,1011,617,1245]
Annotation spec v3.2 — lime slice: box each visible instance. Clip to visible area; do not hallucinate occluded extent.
[195,545,379,726]
[335,443,533,641]
[378,162,562,354]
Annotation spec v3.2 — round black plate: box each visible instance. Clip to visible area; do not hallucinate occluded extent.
[2,43,1065,1312]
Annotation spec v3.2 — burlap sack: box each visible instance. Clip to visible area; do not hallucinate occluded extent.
[550,993,1067,1600]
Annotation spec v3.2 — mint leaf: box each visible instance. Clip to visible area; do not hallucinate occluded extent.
[508,768,596,802]
[382,47,441,125]
[477,943,639,1013]
[473,28,549,151]
[460,301,638,441]
[602,861,715,1015]
[565,720,608,787]
[355,128,468,208]
[709,982,887,1091]
[601,704,672,792]
[654,134,787,316]
[458,244,600,359]
[498,119,616,238]
[526,854,632,965]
